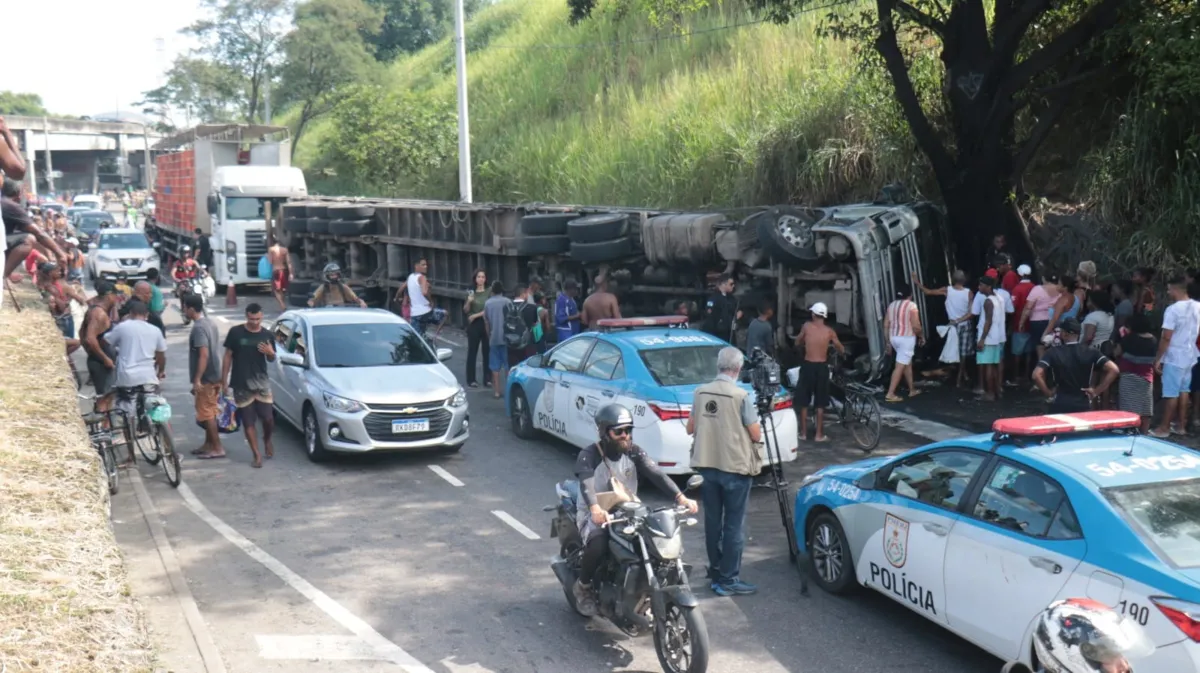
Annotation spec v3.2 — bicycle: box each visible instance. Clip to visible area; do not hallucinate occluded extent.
[112,384,182,488]
[829,357,883,452]
[81,401,121,496]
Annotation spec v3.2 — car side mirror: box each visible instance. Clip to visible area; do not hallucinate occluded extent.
[151,241,160,248]
[206,194,219,216]
[854,471,877,491]
[539,353,551,368]
[436,348,452,362]
[685,474,704,491]
[278,352,305,367]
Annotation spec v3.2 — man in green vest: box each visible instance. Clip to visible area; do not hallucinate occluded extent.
[686,346,763,596]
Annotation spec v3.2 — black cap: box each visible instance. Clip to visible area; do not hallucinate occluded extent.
[980,276,996,288]
[94,280,115,296]
[1059,317,1082,335]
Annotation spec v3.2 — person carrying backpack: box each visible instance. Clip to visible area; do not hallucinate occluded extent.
[505,282,540,367]
[483,281,514,399]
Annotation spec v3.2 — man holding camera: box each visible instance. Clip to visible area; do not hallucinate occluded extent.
[686,346,763,597]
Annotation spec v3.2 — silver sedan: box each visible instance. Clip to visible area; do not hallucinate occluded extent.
[268,308,469,461]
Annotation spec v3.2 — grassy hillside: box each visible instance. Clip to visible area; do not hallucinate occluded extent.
[295,0,934,208]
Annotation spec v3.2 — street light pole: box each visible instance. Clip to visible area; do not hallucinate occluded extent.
[452,0,472,203]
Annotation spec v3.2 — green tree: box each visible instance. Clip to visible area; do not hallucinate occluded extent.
[363,0,482,60]
[186,0,293,123]
[613,0,1146,267]
[0,91,48,116]
[327,84,456,193]
[138,56,244,130]
[278,0,384,154]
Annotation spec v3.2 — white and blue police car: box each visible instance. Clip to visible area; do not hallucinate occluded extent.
[795,410,1200,671]
[505,316,799,475]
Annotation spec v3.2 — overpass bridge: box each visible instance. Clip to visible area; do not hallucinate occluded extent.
[5,115,165,197]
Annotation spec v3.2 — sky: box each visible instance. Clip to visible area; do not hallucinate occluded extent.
[8,0,204,117]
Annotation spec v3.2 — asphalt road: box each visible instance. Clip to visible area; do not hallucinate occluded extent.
[92,292,1004,673]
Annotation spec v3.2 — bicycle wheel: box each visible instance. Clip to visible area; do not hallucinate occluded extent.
[158,424,182,488]
[848,393,882,453]
[102,442,119,495]
[136,416,163,465]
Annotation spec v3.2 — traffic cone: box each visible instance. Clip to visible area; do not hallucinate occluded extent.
[225,282,237,307]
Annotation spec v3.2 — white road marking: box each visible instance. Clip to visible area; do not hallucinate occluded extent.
[177,484,435,673]
[428,465,464,487]
[256,634,387,661]
[215,315,231,323]
[431,335,463,347]
[491,510,541,540]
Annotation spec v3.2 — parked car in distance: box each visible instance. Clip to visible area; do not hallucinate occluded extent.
[268,308,469,462]
[86,228,159,281]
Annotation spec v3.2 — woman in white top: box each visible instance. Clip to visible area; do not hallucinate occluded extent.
[883,286,924,402]
[1081,290,1115,351]
[913,270,972,387]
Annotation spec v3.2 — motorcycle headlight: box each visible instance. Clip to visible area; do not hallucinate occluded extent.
[447,387,467,408]
[322,391,364,414]
[652,534,684,560]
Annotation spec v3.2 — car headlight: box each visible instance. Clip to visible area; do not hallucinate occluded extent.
[799,472,825,489]
[652,534,683,560]
[148,254,159,262]
[97,254,113,263]
[448,387,467,408]
[322,391,364,413]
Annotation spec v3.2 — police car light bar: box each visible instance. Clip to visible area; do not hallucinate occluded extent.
[992,411,1142,437]
[595,316,689,332]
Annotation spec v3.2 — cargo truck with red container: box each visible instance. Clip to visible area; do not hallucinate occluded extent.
[148,124,307,287]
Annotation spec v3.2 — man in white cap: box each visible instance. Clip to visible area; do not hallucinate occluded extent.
[1009,264,1036,382]
[793,302,844,442]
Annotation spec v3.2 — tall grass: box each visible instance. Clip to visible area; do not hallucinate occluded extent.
[296,0,932,208]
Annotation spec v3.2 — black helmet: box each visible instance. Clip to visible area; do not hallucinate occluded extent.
[595,403,634,449]
[323,262,342,282]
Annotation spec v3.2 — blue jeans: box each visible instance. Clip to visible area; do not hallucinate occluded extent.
[697,467,753,586]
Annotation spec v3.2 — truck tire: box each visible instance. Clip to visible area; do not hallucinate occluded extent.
[284,217,308,234]
[570,236,633,262]
[758,207,821,267]
[307,217,331,234]
[329,218,375,236]
[519,213,578,236]
[305,204,328,218]
[328,204,376,220]
[567,213,628,244]
[515,234,570,255]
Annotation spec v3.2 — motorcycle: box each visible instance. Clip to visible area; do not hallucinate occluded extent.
[175,265,212,325]
[547,474,709,673]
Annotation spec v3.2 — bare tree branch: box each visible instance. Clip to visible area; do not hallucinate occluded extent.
[1006,0,1127,94]
[895,0,945,34]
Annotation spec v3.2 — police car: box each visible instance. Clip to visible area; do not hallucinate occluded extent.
[794,410,1200,671]
[505,316,799,475]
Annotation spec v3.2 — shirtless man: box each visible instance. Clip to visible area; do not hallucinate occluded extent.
[793,302,844,442]
[267,237,291,311]
[579,275,621,329]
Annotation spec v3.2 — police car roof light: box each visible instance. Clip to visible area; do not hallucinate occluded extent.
[991,411,1142,439]
[595,316,689,332]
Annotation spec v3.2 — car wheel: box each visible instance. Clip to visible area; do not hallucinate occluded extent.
[567,213,629,244]
[519,213,579,236]
[307,217,330,235]
[808,511,854,594]
[514,234,570,255]
[303,406,331,463]
[569,236,633,263]
[757,206,821,268]
[511,388,537,439]
[329,218,375,236]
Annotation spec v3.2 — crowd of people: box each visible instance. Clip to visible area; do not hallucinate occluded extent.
[896,234,1200,437]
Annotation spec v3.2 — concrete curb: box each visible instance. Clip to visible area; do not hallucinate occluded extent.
[129,470,228,673]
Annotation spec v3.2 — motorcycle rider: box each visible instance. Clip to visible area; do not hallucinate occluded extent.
[572,403,698,617]
[172,245,202,309]
[1023,598,1153,673]
[309,262,367,308]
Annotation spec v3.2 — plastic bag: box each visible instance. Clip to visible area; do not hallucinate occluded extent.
[197,394,241,433]
[257,255,273,281]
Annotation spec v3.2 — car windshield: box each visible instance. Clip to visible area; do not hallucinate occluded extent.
[639,346,724,386]
[97,233,149,250]
[78,218,105,232]
[224,197,264,221]
[312,323,436,367]
[1106,478,1200,567]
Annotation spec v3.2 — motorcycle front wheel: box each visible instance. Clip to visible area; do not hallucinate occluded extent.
[654,603,709,673]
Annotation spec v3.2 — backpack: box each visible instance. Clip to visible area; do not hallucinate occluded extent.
[503,300,531,349]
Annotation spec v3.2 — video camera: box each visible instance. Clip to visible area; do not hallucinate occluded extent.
[743,347,782,409]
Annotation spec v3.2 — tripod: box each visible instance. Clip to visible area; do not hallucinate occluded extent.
[754,389,810,596]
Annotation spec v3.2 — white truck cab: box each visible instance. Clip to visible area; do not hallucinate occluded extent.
[206,166,307,286]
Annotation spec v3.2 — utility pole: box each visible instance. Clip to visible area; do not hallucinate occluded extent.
[42,117,55,195]
[452,0,472,203]
[141,123,153,191]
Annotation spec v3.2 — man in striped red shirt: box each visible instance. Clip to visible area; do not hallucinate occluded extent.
[883,285,924,402]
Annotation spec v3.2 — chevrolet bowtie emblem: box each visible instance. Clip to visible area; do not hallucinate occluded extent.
[399,406,420,414]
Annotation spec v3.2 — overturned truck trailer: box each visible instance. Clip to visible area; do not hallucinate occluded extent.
[277,195,950,378]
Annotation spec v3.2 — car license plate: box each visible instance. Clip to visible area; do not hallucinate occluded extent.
[392,418,430,433]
